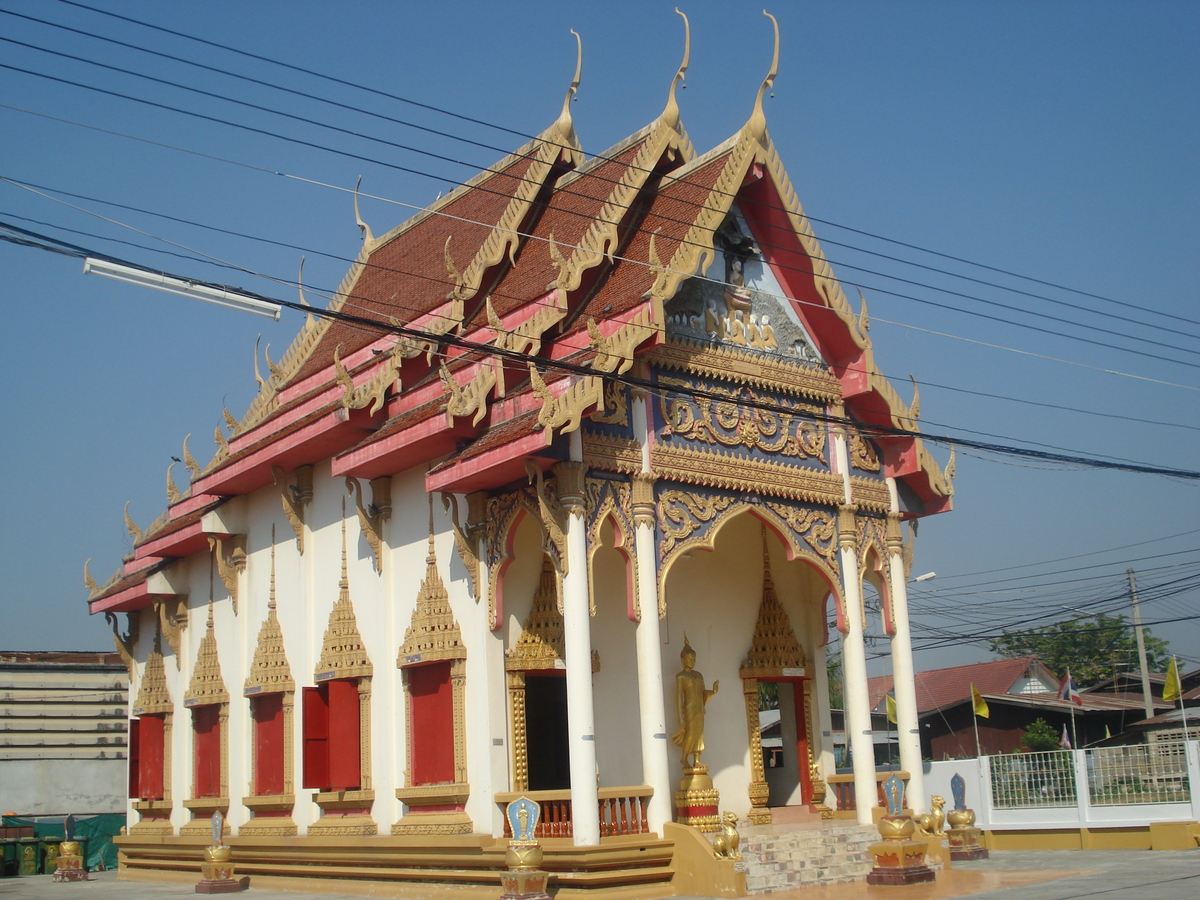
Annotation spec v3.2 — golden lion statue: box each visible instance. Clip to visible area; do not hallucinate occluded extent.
[914,795,945,836]
[712,811,742,860]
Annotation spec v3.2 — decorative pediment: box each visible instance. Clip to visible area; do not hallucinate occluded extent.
[185,607,229,706]
[315,531,373,680]
[245,545,294,695]
[133,621,172,715]
[505,555,599,673]
[398,529,465,666]
[740,539,807,678]
[505,557,564,671]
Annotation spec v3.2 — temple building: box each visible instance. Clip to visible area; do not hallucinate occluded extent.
[85,19,953,894]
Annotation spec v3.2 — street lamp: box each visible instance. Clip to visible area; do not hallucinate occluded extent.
[83,258,282,320]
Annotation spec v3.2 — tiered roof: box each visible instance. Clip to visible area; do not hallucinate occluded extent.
[88,28,953,616]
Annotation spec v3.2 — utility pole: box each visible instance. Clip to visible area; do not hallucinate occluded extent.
[1127,568,1155,720]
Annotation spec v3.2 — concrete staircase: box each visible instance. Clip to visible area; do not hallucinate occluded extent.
[739,821,878,894]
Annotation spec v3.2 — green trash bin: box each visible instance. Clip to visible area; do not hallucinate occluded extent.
[0,838,16,877]
[41,840,61,875]
[16,838,38,876]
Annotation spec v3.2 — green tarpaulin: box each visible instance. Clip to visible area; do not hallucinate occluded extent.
[1,814,125,872]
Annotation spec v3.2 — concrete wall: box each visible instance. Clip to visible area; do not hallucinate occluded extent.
[0,758,127,816]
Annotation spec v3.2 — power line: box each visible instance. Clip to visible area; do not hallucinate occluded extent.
[2,50,1198,372]
[48,0,1200,336]
[7,7,1199,356]
[10,173,1200,439]
[6,197,1200,480]
[5,101,1198,399]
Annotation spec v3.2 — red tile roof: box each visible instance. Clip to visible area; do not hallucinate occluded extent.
[868,657,1050,714]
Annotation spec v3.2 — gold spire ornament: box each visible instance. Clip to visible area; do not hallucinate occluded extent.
[662,8,691,130]
[553,29,583,144]
[745,10,780,144]
[315,510,373,680]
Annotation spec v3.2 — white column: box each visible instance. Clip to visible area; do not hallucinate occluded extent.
[632,473,672,833]
[557,432,600,845]
[630,390,672,833]
[833,426,877,825]
[884,491,926,814]
[839,526,877,825]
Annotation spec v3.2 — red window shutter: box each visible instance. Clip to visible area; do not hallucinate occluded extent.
[408,663,454,786]
[192,705,222,798]
[252,693,285,796]
[138,714,165,801]
[127,717,141,799]
[328,679,361,792]
[302,685,330,791]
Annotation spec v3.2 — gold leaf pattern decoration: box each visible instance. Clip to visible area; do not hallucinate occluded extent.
[398,524,465,665]
[315,522,373,680]
[740,536,807,678]
[132,622,172,715]
[505,556,565,671]
[185,605,229,705]
[245,542,294,694]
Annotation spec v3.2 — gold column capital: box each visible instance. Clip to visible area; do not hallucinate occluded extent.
[552,461,587,511]
[886,511,904,553]
[837,503,858,549]
[631,472,656,526]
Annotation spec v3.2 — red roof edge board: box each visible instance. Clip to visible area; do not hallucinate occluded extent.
[88,572,180,616]
[426,427,560,495]
[332,414,476,481]
[192,406,380,497]
[742,174,946,516]
[133,516,235,564]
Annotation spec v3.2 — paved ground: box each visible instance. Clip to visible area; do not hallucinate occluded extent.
[0,849,1196,900]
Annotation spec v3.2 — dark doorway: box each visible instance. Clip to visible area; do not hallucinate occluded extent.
[525,674,570,791]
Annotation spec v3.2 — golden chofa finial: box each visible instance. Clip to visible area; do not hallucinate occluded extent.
[554,29,583,143]
[746,10,780,144]
[662,8,691,131]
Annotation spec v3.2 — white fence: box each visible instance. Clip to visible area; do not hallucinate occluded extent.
[922,739,1200,831]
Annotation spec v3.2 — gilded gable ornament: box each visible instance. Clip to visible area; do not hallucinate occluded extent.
[506,556,565,672]
[132,621,171,716]
[740,535,807,679]
[245,540,294,695]
[315,519,373,681]
[398,511,465,665]
[185,604,229,706]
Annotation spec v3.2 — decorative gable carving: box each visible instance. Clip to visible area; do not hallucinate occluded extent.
[740,540,807,678]
[245,544,294,695]
[505,555,599,673]
[185,607,229,706]
[133,621,172,715]
[398,529,465,665]
[315,527,373,680]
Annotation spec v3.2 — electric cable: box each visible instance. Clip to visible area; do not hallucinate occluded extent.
[4,102,1198,399]
[1,47,1197,371]
[9,173,1199,438]
[45,0,1200,335]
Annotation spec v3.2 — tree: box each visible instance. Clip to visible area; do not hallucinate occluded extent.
[1020,717,1061,752]
[988,614,1169,688]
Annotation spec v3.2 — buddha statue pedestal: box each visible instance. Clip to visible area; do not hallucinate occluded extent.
[500,843,549,900]
[501,797,550,900]
[196,845,242,894]
[866,815,936,886]
[674,765,720,833]
[51,842,89,882]
[946,808,988,860]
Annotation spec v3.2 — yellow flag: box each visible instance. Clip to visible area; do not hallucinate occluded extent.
[971,683,990,718]
[886,694,898,724]
[1163,657,1182,703]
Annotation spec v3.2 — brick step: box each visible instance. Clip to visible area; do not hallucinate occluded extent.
[740,823,877,894]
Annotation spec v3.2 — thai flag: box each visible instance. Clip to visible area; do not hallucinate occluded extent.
[1057,668,1082,705]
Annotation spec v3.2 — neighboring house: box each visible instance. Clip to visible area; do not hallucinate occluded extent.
[1110,666,1200,745]
[81,29,955,890]
[868,657,1157,759]
[0,651,128,815]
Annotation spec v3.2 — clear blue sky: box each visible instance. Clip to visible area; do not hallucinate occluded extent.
[1,1,1196,678]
